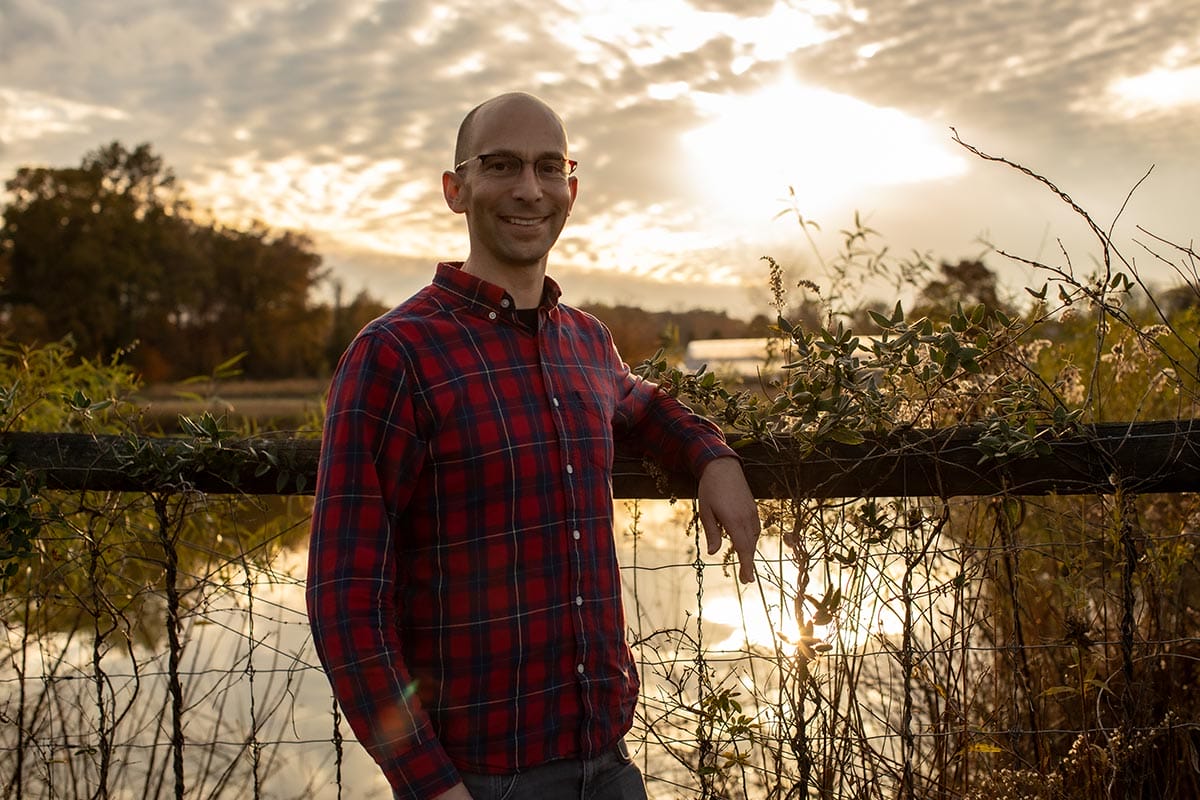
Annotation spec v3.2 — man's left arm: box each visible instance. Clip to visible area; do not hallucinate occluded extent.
[612,360,761,583]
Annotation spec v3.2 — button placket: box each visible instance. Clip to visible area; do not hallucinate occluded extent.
[542,325,595,727]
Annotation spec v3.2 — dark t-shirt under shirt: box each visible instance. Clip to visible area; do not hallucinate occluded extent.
[516,307,539,332]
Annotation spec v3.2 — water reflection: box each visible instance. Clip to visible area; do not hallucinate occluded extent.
[5,493,956,798]
[5,499,771,798]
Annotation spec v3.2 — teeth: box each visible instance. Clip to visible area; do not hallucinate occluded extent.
[504,217,544,226]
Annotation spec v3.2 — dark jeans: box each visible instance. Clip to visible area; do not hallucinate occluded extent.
[459,740,647,800]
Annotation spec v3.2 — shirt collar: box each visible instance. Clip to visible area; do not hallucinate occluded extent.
[434,262,563,313]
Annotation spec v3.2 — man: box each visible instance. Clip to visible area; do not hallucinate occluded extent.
[306,92,761,800]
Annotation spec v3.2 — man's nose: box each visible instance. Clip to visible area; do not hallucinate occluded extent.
[510,162,544,200]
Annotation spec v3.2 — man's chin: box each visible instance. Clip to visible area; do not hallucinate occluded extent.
[499,246,554,269]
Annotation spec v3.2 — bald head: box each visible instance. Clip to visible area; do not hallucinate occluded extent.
[454,92,569,166]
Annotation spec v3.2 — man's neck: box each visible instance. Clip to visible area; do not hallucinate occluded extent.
[461,258,546,308]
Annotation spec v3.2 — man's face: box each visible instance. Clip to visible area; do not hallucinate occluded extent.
[444,98,578,272]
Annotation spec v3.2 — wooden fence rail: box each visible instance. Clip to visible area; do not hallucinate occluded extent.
[4,419,1200,498]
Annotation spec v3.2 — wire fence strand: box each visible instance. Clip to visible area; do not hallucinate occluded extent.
[3,481,1200,799]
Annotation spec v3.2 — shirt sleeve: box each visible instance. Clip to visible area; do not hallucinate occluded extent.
[604,335,738,477]
[305,331,461,799]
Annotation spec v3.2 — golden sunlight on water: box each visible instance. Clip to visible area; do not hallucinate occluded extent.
[9,501,919,798]
[615,499,909,659]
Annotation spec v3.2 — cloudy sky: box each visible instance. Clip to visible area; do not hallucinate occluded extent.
[1,0,1197,317]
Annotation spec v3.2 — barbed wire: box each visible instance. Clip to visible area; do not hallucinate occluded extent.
[4,485,1198,799]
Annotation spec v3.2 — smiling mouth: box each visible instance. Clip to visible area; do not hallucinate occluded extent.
[501,216,549,227]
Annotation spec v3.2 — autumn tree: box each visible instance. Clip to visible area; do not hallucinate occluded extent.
[0,142,339,381]
[326,280,390,369]
[187,222,328,379]
[2,144,193,364]
[911,258,1013,321]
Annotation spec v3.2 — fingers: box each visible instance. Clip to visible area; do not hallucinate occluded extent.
[697,457,761,583]
[700,503,760,583]
[700,502,723,555]
[725,510,760,583]
[734,529,758,583]
[729,532,758,582]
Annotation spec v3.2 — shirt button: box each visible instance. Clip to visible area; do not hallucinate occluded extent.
[488,311,497,320]
[552,397,560,407]
[577,664,585,674]
[572,529,581,540]
[575,596,583,606]
[501,298,511,308]
[566,464,574,474]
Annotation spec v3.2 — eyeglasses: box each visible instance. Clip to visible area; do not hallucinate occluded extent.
[453,152,578,181]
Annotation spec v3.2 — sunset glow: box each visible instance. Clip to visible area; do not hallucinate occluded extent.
[188,155,441,254]
[682,81,968,224]
[0,88,126,144]
[556,0,842,70]
[0,1,1194,313]
[1109,65,1200,115]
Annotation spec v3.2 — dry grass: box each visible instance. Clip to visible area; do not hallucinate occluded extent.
[134,378,329,432]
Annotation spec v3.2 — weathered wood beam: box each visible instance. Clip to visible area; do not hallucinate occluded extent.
[2,420,1199,499]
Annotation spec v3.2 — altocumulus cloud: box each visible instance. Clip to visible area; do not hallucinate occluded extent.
[0,0,1197,311]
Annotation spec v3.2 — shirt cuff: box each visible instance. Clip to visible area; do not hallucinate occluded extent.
[687,438,740,479]
[378,731,461,800]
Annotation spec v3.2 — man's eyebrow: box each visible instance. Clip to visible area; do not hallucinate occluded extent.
[485,148,568,159]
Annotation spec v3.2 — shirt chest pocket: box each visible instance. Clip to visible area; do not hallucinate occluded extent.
[559,385,616,471]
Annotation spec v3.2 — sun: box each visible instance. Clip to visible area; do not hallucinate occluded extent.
[1108,65,1200,117]
[680,79,967,226]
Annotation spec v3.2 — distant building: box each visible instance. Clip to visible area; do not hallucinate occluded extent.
[684,334,889,391]
[683,338,777,380]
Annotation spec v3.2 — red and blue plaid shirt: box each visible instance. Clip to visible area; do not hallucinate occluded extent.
[306,263,734,799]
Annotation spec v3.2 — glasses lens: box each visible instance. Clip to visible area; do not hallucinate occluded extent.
[535,159,571,179]
[478,154,521,175]
[470,154,576,180]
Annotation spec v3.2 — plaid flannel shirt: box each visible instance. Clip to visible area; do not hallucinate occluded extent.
[306,263,735,799]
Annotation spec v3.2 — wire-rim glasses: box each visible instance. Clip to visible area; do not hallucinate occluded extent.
[453,153,578,181]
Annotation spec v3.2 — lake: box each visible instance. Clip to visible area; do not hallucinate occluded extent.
[5,499,845,799]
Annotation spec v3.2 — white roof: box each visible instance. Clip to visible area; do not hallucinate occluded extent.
[683,338,774,377]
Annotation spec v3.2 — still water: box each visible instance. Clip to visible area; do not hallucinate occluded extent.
[6,500,825,799]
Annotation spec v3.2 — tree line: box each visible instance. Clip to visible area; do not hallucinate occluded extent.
[0,142,783,383]
[2,141,1059,384]
[0,142,389,382]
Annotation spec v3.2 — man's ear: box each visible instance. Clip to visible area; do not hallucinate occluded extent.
[443,170,467,214]
[566,174,578,215]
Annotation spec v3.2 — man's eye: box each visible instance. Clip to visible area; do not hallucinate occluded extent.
[483,157,519,174]
[536,160,566,178]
